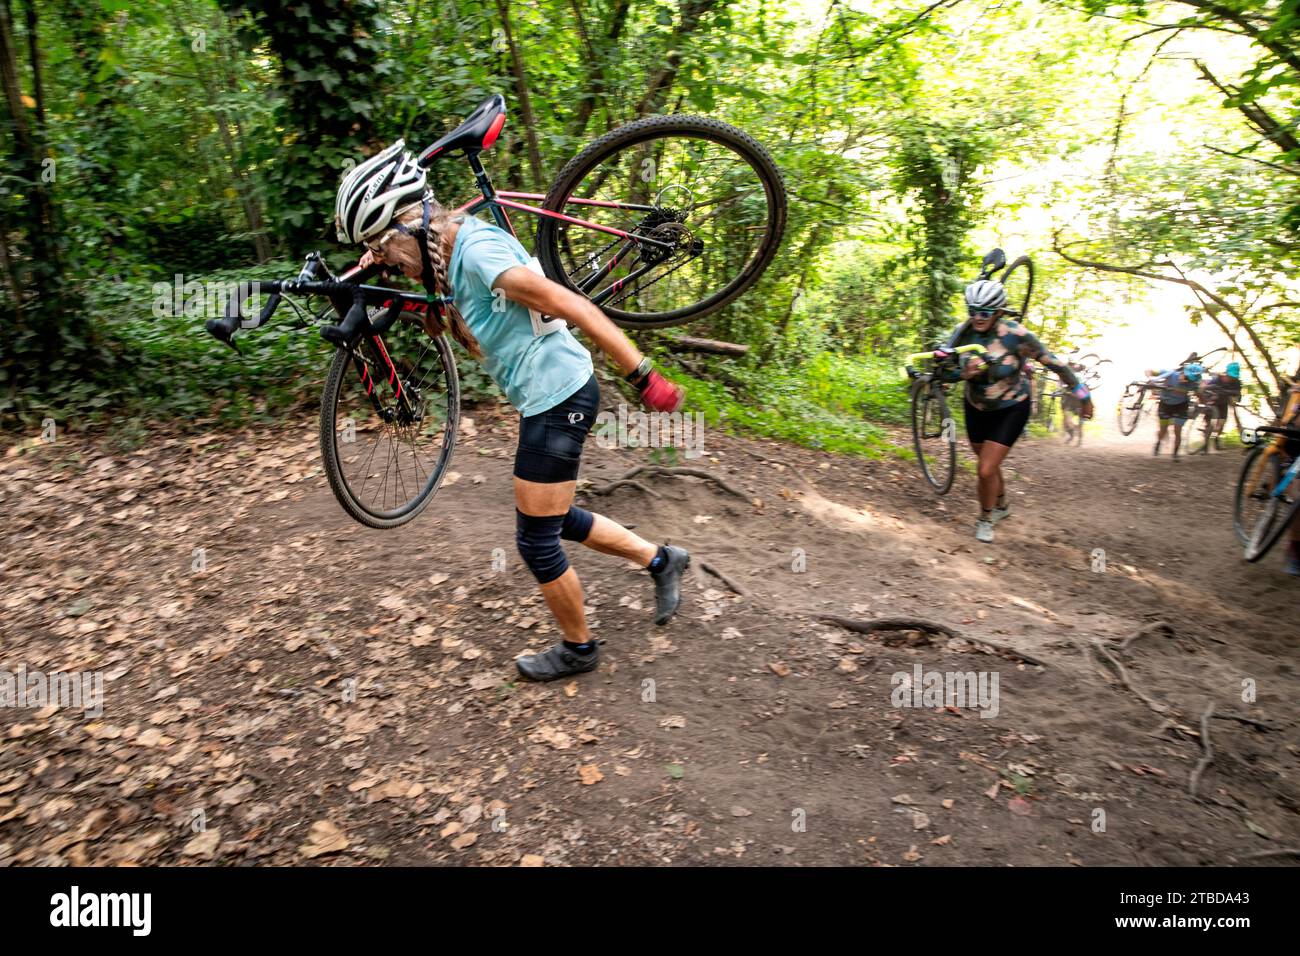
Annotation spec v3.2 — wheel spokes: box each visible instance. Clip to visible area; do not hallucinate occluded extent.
[332,322,454,519]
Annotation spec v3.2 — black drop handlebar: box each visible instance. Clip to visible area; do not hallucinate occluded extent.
[204,256,450,350]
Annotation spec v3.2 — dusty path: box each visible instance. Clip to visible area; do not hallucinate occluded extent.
[1,393,1296,866]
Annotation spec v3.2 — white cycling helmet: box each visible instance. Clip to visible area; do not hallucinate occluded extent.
[334,140,427,244]
[965,279,1008,312]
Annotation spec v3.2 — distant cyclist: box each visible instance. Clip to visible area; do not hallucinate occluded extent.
[944,280,1093,543]
[338,142,690,681]
[1144,362,1202,460]
[1060,358,1090,445]
[1200,361,1242,451]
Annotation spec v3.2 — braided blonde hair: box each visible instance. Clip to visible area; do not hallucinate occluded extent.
[389,203,483,359]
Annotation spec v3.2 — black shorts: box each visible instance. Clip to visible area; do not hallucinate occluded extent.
[513,375,600,483]
[964,399,1031,448]
[1157,400,1191,422]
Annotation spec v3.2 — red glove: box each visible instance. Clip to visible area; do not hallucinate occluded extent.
[638,370,685,413]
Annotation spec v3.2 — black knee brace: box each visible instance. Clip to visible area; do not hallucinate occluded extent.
[515,510,569,584]
[560,506,594,542]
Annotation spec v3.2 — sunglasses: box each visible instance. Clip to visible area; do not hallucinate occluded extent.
[968,308,998,319]
[364,231,397,255]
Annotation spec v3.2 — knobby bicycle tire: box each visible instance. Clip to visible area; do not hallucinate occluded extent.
[1238,446,1298,560]
[536,114,787,329]
[1233,443,1278,546]
[319,323,461,530]
[1118,387,1145,436]
[911,379,957,494]
[1000,255,1035,323]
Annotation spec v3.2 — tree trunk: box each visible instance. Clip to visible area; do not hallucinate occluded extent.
[494,0,544,187]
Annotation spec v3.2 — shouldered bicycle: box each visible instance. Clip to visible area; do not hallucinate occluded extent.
[204,95,787,529]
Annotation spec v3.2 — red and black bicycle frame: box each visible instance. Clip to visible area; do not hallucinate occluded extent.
[326,147,673,412]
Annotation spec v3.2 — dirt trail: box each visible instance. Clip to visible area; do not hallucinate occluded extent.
[1,396,1296,867]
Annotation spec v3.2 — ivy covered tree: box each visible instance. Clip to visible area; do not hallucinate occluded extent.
[220,0,389,253]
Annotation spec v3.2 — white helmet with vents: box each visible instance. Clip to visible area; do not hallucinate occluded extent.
[965,279,1008,312]
[334,140,427,244]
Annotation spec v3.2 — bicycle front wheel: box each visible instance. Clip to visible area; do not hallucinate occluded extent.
[1117,387,1144,436]
[537,114,787,329]
[1234,444,1280,546]
[1244,481,1300,562]
[319,312,460,529]
[911,380,957,494]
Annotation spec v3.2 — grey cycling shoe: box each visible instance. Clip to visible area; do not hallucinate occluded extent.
[650,545,690,626]
[515,641,600,682]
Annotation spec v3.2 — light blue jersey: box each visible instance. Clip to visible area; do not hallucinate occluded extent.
[1153,369,1194,405]
[447,215,594,417]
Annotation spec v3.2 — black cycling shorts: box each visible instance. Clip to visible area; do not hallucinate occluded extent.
[1157,400,1191,422]
[513,374,600,483]
[964,398,1031,448]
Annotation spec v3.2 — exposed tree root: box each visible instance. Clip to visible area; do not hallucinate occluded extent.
[818,615,1048,666]
[588,465,750,501]
[1189,703,1216,799]
[1117,620,1174,652]
[700,561,746,596]
[1244,848,1300,860]
[1213,713,1280,733]
[1090,638,1172,716]
[583,478,661,499]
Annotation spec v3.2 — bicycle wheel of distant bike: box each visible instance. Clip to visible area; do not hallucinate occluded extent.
[999,255,1035,321]
[536,115,787,329]
[911,379,957,494]
[1076,354,1111,390]
[1117,385,1145,436]
[1243,475,1300,562]
[319,309,460,529]
[1233,443,1286,550]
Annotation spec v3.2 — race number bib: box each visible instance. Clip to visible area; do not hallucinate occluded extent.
[525,257,567,337]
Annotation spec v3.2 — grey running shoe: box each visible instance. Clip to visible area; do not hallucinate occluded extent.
[515,641,599,682]
[650,545,690,626]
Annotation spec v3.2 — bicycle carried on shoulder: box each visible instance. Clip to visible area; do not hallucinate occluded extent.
[205,95,787,528]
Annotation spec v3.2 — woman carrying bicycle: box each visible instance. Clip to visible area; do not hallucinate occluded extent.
[1143,361,1202,459]
[338,142,690,681]
[945,279,1093,543]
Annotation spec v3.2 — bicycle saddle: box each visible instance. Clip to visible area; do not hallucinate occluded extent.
[418,94,507,166]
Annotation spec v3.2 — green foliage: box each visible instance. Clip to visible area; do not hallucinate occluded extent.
[221,0,389,252]
[892,120,995,341]
[685,351,902,459]
[4,0,1294,442]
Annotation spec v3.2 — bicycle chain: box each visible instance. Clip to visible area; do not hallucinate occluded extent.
[565,233,696,310]
[606,256,694,308]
